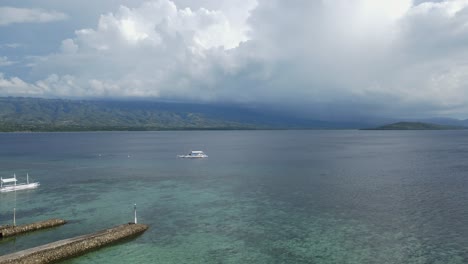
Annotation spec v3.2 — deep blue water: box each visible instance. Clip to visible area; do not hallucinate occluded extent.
[1,130,468,263]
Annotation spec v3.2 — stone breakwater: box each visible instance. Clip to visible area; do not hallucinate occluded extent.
[0,223,148,264]
[0,219,67,238]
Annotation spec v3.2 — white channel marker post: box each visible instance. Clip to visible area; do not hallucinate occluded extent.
[134,204,137,224]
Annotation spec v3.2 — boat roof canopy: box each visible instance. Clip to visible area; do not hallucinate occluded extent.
[1,178,17,183]
[191,151,204,154]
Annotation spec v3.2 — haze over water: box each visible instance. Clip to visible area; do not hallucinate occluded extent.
[1,130,468,263]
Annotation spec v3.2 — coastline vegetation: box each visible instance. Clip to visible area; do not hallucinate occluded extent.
[363,121,466,130]
[0,97,266,132]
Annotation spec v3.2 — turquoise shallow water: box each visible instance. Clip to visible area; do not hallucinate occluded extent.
[1,130,468,263]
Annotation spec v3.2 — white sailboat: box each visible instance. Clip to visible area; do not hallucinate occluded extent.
[0,173,40,193]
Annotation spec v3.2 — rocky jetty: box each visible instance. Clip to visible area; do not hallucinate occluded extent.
[0,223,149,264]
[0,219,66,238]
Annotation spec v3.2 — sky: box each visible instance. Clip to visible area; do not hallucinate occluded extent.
[0,0,468,119]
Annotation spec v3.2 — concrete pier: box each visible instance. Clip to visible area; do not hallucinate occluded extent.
[0,223,149,264]
[0,219,66,238]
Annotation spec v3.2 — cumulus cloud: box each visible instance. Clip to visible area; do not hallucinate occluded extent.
[0,73,41,96]
[0,7,68,26]
[0,73,127,97]
[28,0,255,100]
[6,0,468,118]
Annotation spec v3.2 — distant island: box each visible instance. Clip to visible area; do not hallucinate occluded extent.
[364,121,467,130]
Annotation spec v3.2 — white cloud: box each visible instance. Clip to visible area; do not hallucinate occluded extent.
[60,39,78,54]
[0,7,68,26]
[0,73,42,96]
[0,43,23,49]
[26,0,255,101]
[0,56,15,66]
[73,1,251,49]
[0,73,125,97]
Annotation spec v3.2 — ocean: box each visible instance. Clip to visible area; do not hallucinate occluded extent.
[1,130,468,263]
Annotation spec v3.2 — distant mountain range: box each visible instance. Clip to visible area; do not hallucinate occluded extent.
[0,97,467,131]
[0,97,364,131]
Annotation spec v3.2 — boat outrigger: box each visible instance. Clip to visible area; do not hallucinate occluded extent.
[0,173,39,193]
[177,150,208,158]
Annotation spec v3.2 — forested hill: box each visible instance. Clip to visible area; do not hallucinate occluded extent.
[364,121,466,130]
[0,97,341,131]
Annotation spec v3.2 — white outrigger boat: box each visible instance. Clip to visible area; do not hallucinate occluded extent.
[0,173,39,192]
[177,150,208,158]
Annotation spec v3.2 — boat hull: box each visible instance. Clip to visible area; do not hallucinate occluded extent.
[177,155,208,158]
[0,183,40,192]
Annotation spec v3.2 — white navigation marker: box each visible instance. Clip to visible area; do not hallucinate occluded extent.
[134,204,137,224]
